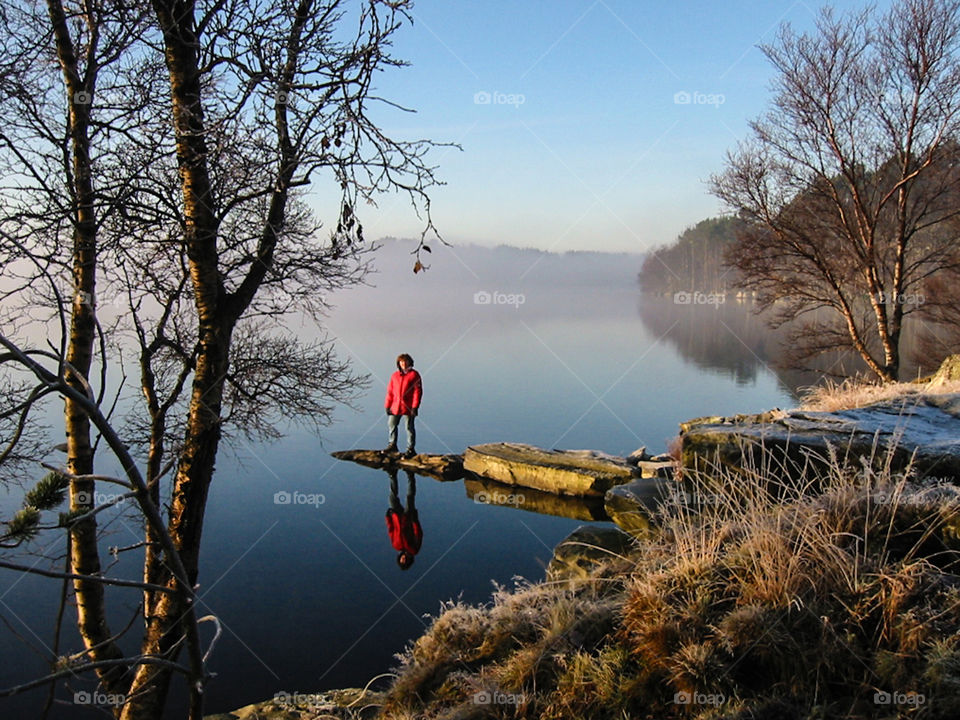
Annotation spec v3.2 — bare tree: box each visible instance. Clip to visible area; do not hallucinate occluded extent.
[120,1,444,712]
[0,0,444,718]
[711,0,960,382]
[0,0,156,698]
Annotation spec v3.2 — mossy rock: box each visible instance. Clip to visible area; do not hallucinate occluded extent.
[547,524,634,582]
[604,478,667,539]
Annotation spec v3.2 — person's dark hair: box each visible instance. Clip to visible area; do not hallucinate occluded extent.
[396,353,414,370]
[397,551,414,570]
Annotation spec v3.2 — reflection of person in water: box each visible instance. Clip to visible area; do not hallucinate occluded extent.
[386,469,422,570]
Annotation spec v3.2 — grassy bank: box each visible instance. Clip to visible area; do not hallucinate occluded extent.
[374,449,960,719]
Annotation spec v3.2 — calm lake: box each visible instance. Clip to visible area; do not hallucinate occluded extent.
[0,241,799,718]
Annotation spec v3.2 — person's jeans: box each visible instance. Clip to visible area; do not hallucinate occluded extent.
[387,413,416,450]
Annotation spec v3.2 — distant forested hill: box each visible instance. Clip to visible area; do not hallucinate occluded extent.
[637,216,743,295]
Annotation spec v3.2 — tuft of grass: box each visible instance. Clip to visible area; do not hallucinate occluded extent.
[381,574,632,719]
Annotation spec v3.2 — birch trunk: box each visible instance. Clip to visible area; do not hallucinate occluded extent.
[47,0,127,697]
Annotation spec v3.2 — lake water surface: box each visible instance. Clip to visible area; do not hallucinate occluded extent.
[0,242,799,717]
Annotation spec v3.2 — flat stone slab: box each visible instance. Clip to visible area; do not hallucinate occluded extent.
[463,443,640,497]
[331,449,464,480]
[464,476,609,521]
[636,458,675,479]
[681,393,960,481]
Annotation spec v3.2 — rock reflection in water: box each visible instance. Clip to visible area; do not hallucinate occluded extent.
[464,475,609,521]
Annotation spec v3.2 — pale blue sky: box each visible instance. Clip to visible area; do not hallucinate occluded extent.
[329,0,887,253]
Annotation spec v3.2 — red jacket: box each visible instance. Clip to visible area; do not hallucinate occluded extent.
[385,369,422,415]
[386,510,422,554]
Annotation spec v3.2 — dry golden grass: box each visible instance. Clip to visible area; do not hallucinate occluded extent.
[623,449,960,718]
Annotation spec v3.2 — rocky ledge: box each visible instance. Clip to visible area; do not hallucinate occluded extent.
[330,449,464,480]
[680,393,960,483]
[333,444,674,497]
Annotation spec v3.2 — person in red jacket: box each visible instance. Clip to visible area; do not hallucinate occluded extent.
[386,469,422,570]
[384,353,422,458]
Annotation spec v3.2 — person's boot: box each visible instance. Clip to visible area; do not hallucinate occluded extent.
[403,448,417,459]
[383,444,398,454]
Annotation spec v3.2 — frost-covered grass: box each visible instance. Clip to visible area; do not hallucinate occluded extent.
[373,450,960,720]
[801,375,960,413]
